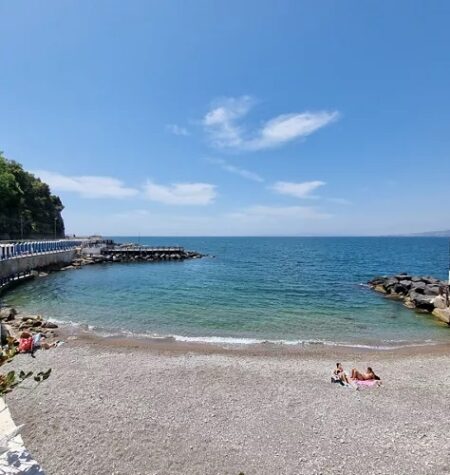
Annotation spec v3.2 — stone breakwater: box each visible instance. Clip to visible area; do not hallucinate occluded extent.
[59,247,205,270]
[368,274,450,324]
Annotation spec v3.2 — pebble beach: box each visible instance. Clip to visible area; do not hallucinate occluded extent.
[6,335,450,475]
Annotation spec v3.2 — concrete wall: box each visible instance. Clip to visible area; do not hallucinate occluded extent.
[0,250,75,280]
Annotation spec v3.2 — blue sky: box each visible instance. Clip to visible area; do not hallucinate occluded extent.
[1,1,449,236]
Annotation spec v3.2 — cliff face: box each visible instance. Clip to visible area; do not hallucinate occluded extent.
[0,152,65,240]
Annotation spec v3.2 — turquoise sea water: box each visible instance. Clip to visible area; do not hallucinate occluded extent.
[4,237,450,348]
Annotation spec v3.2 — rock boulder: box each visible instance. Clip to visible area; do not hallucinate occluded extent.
[432,295,448,310]
[0,307,17,321]
[41,321,58,329]
[432,308,450,324]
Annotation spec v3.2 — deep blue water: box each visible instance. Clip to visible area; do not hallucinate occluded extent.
[4,237,450,347]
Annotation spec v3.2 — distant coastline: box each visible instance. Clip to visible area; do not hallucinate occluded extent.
[407,229,450,237]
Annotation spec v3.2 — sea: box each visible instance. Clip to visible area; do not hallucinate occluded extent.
[4,237,450,349]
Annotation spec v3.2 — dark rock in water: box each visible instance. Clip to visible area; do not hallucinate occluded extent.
[41,321,58,329]
[368,273,450,325]
[393,283,409,295]
[409,291,435,312]
[369,276,387,285]
[0,307,17,321]
[423,285,440,296]
[410,281,427,294]
[399,280,412,290]
[384,277,398,289]
[395,274,412,281]
[422,276,439,285]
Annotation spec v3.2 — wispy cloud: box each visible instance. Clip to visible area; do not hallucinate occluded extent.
[144,181,217,205]
[252,112,339,150]
[203,96,339,151]
[271,180,326,199]
[207,157,264,182]
[229,205,330,221]
[327,197,352,205]
[166,124,190,136]
[33,170,138,198]
[203,96,254,149]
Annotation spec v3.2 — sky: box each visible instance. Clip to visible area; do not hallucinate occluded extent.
[1,0,450,236]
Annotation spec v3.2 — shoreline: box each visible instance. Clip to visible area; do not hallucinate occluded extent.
[3,297,450,357]
[59,322,450,359]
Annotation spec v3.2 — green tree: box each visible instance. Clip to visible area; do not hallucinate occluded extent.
[0,152,65,239]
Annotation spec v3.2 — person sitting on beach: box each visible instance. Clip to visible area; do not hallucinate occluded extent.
[331,362,350,385]
[350,366,380,381]
[18,331,55,354]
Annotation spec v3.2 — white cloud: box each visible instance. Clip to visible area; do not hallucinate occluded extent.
[144,181,217,205]
[271,180,326,198]
[203,96,338,151]
[166,124,189,136]
[229,205,330,221]
[33,170,138,198]
[249,112,339,150]
[207,158,264,182]
[203,96,253,148]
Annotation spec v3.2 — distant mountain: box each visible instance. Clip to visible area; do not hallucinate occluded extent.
[411,230,450,237]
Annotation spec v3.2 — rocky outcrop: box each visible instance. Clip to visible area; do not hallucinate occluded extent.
[368,274,450,324]
[0,306,58,340]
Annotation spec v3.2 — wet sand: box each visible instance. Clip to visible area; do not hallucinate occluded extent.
[6,334,450,475]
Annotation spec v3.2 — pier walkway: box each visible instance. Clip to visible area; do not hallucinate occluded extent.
[0,239,83,261]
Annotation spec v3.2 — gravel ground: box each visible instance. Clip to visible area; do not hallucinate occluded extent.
[5,338,450,475]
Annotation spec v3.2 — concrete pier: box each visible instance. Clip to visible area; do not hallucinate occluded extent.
[0,240,82,290]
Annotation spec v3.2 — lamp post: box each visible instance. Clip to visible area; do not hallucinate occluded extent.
[54,217,57,240]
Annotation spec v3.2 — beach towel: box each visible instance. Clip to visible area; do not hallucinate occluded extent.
[354,379,381,389]
[18,337,33,353]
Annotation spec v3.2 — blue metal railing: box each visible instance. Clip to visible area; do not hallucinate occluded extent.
[0,240,83,261]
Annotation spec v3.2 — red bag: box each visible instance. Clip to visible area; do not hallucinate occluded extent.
[18,337,33,353]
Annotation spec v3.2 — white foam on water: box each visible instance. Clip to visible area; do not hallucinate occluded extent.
[43,317,442,351]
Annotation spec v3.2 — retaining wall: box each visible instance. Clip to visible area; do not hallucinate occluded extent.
[0,250,75,281]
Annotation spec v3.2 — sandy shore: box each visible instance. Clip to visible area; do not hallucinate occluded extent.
[6,335,450,475]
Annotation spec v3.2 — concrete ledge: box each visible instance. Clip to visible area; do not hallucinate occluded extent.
[0,250,76,281]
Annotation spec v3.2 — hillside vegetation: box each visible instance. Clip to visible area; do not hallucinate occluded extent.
[0,152,65,240]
